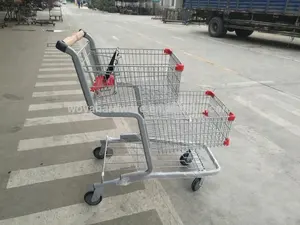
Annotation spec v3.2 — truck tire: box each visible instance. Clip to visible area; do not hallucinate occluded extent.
[235,29,253,38]
[208,17,226,38]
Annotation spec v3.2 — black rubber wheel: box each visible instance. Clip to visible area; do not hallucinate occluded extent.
[191,178,204,192]
[179,150,193,166]
[84,191,102,206]
[208,17,226,38]
[235,29,253,38]
[93,146,113,159]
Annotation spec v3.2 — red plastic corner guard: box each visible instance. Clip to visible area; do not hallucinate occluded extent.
[175,63,184,71]
[205,90,215,98]
[164,48,173,55]
[228,112,236,121]
[224,138,230,146]
[202,110,209,117]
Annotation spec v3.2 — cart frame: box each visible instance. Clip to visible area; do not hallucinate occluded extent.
[56,29,235,206]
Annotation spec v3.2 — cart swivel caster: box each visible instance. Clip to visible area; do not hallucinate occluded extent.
[93,146,113,159]
[191,177,204,192]
[179,149,193,166]
[84,191,102,205]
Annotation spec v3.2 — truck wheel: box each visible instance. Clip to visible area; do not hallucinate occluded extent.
[208,17,226,38]
[235,29,253,38]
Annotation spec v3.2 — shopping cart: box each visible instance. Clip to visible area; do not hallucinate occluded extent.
[56,30,235,206]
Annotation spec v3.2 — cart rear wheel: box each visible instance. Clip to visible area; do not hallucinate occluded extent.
[191,178,204,191]
[93,146,113,159]
[179,150,193,166]
[84,191,102,205]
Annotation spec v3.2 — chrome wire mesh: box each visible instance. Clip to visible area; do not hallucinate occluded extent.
[101,142,215,177]
[143,91,232,148]
[76,43,183,112]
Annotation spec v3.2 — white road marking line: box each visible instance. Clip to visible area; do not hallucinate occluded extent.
[235,96,300,138]
[260,94,300,117]
[207,36,300,63]
[277,91,300,103]
[18,130,112,151]
[44,52,66,55]
[218,80,274,87]
[45,49,81,52]
[28,100,86,111]
[0,191,154,225]
[171,36,184,41]
[155,40,163,44]
[7,117,184,224]
[43,58,71,62]
[112,36,119,41]
[224,81,274,86]
[37,74,76,78]
[6,157,135,188]
[198,81,274,88]
[24,113,99,127]
[41,63,73,67]
[39,67,75,72]
[235,125,284,154]
[35,81,79,87]
[45,49,59,51]
[32,89,82,97]
[137,32,151,40]
[0,178,184,225]
[44,55,70,58]
[115,24,122,28]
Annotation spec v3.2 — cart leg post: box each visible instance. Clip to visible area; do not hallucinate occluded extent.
[92,186,103,201]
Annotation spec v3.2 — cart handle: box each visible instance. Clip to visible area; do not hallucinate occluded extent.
[56,29,86,52]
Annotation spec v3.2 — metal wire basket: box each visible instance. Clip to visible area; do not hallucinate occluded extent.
[78,45,184,105]
[143,91,235,148]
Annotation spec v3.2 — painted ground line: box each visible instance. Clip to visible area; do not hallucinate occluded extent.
[43,58,72,62]
[6,157,135,188]
[171,36,184,41]
[39,67,75,72]
[46,47,83,51]
[0,191,154,225]
[261,94,300,117]
[32,89,82,97]
[182,51,237,73]
[24,113,100,127]
[0,178,184,225]
[17,127,126,151]
[35,81,79,87]
[235,96,300,138]
[41,63,74,67]
[44,52,67,55]
[197,81,274,88]
[112,36,119,41]
[44,55,70,58]
[234,125,284,154]
[223,81,274,86]
[37,74,76,78]
[28,101,86,111]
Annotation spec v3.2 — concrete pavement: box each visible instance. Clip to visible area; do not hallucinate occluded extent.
[1,4,300,225]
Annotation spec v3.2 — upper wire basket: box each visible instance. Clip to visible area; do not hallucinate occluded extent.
[77,43,184,113]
